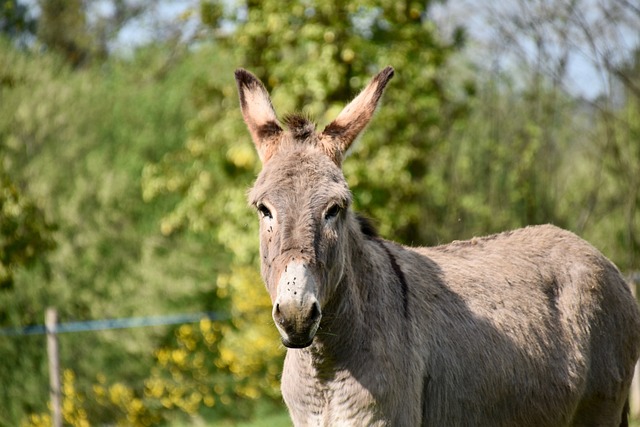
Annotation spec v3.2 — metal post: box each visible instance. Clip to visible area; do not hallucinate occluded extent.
[45,308,62,427]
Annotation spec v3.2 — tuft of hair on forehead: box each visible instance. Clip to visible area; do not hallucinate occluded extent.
[283,113,316,140]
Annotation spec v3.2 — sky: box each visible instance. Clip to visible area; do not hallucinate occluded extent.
[431,0,639,100]
[20,0,639,100]
[94,0,201,53]
[122,0,638,101]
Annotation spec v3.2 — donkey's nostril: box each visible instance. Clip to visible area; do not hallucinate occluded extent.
[274,303,286,326]
[309,301,321,322]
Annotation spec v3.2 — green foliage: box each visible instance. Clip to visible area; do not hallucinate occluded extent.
[0,170,55,290]
[148,0,471,245]
[37,0,93,67]
[567,95,640,271]
[0,39,226,425]
[434,75,577,239]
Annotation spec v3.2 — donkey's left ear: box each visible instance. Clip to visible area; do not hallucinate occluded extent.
[235,68,283,163]
[320,66,394,164]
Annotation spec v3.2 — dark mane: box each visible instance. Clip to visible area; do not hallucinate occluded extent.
[355,213,378,238]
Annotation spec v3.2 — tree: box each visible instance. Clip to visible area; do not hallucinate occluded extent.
[0,169,55,290]
[483,0,640,271]
[0,38,226,424]
[151,0,472,244]
[433,0,640,271]
[33,0,152,65]
[0,0,36,45]
[143,0,473,419]
[37,0,93,67]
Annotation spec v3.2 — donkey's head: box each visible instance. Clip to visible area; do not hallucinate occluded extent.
[235,67,394,348]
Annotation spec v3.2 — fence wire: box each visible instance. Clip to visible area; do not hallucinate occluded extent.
[0,311,227,336]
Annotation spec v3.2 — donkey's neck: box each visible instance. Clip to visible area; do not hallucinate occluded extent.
[281,215,412,424]
[302,222,406,368]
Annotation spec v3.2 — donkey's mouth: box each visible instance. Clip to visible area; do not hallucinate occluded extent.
[281,335,314,349]
[276,314,321,348]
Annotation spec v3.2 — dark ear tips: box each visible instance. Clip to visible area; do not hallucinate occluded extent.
[234,68,266,107]
[377,66,395,83]
[234,68,281,162]
[234,68,256,86]
[372,66,394,98]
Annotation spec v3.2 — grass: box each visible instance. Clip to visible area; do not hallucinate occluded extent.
[232,411,291,427]
[167,405,291,427]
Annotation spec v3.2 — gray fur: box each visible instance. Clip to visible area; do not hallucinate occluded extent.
[235,67,640,426]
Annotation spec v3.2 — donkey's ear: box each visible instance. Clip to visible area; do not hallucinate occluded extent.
[320,66,394,164]
[234,68,283,163]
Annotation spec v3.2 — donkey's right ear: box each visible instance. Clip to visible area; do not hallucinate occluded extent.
[234,69,283,163]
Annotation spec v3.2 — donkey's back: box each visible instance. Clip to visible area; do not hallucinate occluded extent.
[408,224,640,426]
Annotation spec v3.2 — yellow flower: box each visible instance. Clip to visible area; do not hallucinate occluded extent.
[171,348,187,366]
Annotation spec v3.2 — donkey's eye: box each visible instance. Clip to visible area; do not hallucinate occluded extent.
[257,204,272,219]
[324,204,342,221]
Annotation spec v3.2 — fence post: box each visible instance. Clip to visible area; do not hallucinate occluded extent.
[45,308,62,427]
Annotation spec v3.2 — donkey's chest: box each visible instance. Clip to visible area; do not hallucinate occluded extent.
[281,365,388,427]
[281,345,424,427]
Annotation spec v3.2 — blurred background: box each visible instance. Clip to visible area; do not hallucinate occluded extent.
[1,0,639,425]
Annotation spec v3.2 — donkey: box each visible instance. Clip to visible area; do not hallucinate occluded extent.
[234,66,640,426]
